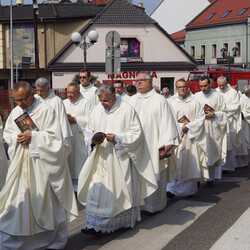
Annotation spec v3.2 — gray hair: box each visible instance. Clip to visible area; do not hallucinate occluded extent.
[217,76,227,83]
[244,85,250,94]
[35,77,50,88]
[137,71,152,82]
[67,82,80,91]
[96,82,115,96]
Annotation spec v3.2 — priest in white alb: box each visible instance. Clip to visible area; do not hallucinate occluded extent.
[130,72,180,213]
[167,79,206,197]
[236,85,250,167]
[216,76,242,172]
[79,68,99,106]
[114,80,130,102]
[63,82,93,191]
[78,82,157,234]
[35,77,73,155]
[0,116,9,189]
[194,76,227,184]
[0,81,78,249]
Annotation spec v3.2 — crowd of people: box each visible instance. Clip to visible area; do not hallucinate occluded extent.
[0,69,249,248]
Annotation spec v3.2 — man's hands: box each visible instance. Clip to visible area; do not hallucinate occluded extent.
[182,124,189,133]
[106,133,115,143]
[67,114,76,124]
[205,111,215,119]
[164,145,173,155]
[17,130,32,144]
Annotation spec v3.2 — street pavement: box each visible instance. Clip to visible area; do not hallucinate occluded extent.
[65,163,250,250]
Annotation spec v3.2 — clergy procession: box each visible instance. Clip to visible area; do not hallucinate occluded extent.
[0,69,249,249]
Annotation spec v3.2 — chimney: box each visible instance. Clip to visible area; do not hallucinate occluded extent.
[138,3,144,8]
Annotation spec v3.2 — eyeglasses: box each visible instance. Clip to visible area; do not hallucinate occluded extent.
[176,86,187,89]
[135,79,149,83]
[79,76,87,79]
[14,92,31,103]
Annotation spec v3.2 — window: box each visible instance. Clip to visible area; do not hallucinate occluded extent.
[237,8,248,16]
[235,42,241,57]
[201,45,206,59]
[190,46,195,58]
[221,10,232,18]
[223,43,228,56]
[120,38,140,57]
[206,13,216,20]
[212,44,217,58]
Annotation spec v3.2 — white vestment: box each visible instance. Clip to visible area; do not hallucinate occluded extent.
[0,117,9,189]
[216,86,242,150]
[167,95,206,196]
[78,96,157,232]
[37,90,73,155]
[216,86,242,171]
[130,89,180,212]
[119,92,131,103]
[236,94,250,167]
[194,90,227,179]
[80,83,99,106]
[63,94,92,189]
[0,98,78,249]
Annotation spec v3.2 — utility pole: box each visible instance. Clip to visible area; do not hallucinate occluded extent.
[33,0,39,79]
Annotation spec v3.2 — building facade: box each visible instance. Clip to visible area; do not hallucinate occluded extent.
[48,0,196,95]
[185,0,250,69]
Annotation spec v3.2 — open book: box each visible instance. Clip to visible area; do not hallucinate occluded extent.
[178,115,190,124]
[14,112,39,133]
[204,104,215,113]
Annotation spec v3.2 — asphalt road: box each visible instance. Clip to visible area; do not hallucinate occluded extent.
[65,164,250,250]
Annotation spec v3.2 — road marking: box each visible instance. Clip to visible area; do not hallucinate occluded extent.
[210,207,250,250]
[100,200,214,250]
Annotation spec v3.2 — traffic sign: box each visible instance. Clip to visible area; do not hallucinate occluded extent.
[105,48,121,75]
[105,31,120,48]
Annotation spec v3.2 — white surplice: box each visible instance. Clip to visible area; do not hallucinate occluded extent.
[216,86,242,171]
[80,83,99,106]
[167,95,206,196]
[130,89,180,212]
[63,94,92,190]
[236,94,250,167]
[36,90,73,155]
[0,116,9,189]
[0,98,78,249]
[119,92,131,103]
[78,96,157,232]
[194,89,228,179]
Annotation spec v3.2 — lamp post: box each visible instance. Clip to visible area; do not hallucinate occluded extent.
[10,0,13,90]
[71,30,99,69]
[221,47,238,85]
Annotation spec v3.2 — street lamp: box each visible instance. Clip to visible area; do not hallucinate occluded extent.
[71,30,99,69]
[220,47,238,84]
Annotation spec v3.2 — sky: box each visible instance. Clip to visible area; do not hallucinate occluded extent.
[1,0,162,16]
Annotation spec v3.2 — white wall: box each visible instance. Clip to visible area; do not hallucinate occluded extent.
[151,0,210,34]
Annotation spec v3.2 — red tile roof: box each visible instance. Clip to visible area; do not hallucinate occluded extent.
[171,29,186,43]
[187,0,250,28]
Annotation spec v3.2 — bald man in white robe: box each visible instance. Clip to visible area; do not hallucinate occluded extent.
[0,81,78,249]
[216,77,242,172]
[130,72,180,213]
[63,82,92,191]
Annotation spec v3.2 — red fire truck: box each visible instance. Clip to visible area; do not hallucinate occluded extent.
[187,65,250,93]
